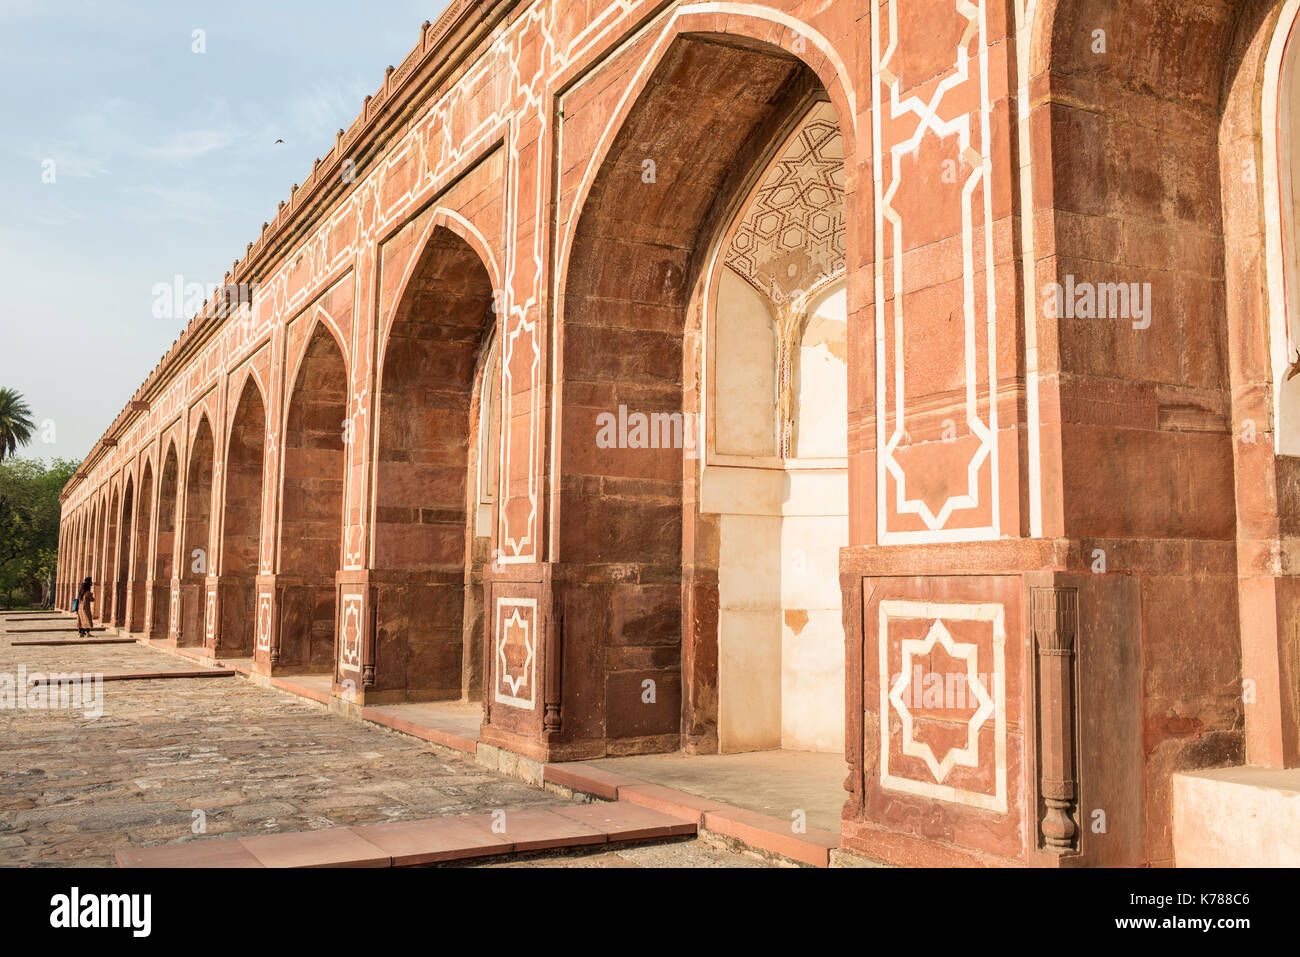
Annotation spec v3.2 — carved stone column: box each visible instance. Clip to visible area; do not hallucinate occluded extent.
[1031,586,1079,854]
[362,594,377,689]
[543,599,563,734]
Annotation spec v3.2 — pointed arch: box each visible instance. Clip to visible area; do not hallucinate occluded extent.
[115,472,135,627]
[551,27,854,756]
[371,219,498,700]
[180,414,216,646]
[151,440,181,639]
[129,458,154,633]
[219,375,267,655]
[553,13,857,308]
[282,310,349,430]
[94,490,110,621]
[277,320,348,671]
[103,482,120,624]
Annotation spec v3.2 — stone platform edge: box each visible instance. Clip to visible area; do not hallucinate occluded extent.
[111,626,855,868]
[116,804,698,868]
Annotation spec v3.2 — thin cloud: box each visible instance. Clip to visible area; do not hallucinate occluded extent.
[31,151,108,179]
[288,78,371,144]
[139,127,238,166]
[26,97,244,177]
[119,183,233,225]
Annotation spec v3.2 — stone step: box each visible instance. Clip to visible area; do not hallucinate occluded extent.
[115,803,697,868]
[1173,766,1300,867]
[361,703,481,755]
[543,764,841,867]
[266,674,332,705]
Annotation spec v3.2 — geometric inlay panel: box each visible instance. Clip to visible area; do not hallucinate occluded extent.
[339,593,363,675]
[205,589,216,643]
[872,0,1000,544]
[494,596,537,711]
[726,100,845,307]
[878,599,1007,812]
[256,593,272,652]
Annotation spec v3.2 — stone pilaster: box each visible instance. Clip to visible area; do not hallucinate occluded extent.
[1030,585,1080,855]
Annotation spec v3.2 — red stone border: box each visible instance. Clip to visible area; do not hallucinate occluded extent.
[266,676,331,706]
[361,706,479,754]
[117,804,696,868]
[545,770,841,867]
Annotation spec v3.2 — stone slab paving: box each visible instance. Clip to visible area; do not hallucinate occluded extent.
[474,838,770,868]
[0,637,569,867]
[118,802,700,867]
[0,626,766,868]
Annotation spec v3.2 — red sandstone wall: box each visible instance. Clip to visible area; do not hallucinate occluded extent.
[54,0,1300,867]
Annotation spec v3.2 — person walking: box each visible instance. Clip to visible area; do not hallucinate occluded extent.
[75,577,95,637]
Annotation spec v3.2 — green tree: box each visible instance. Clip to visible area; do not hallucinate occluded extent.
[0,457,77,607]
[0,388,36,461]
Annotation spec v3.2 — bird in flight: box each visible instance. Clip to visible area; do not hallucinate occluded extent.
[274,138,285,145]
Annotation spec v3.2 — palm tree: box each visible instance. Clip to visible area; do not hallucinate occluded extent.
[0,388,35,460]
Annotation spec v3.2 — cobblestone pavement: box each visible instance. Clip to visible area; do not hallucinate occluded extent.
[0,622,763,868]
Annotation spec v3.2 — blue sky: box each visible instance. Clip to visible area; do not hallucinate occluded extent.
[0,0,448,466]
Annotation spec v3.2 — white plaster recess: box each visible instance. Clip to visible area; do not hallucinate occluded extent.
[708,101,848,754]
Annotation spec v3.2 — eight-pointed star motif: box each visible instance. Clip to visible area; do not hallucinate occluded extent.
[888,619,996,784]
[497,607,534,698]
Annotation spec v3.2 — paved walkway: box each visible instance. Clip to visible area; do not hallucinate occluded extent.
[0,617,763,868]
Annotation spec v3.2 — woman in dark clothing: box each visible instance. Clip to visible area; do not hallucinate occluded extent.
[76,577,94,637]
